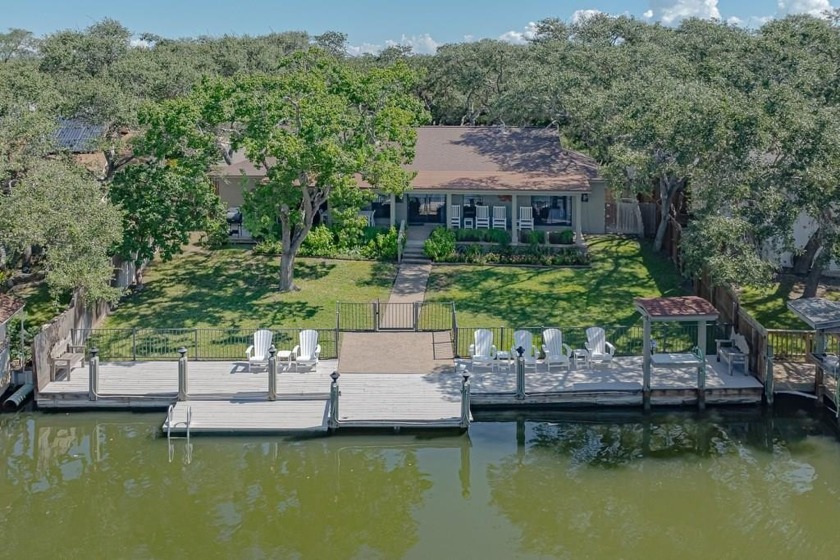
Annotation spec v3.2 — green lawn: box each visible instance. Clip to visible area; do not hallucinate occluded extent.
[426,236,687,327]
[740,281,840,330]
[103,246,397,330]
[8,282,72,328]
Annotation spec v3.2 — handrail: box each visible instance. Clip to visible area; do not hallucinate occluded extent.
[166,404,174,441]
[397,219,406,263]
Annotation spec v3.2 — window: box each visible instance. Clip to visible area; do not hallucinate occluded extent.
[531,196,571,225]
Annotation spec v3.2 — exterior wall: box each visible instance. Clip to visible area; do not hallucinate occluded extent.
[581,180,607,234]
[764,210,840,277]
[214,176,258,208]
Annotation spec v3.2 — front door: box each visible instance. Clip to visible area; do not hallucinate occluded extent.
[408,194,446,225]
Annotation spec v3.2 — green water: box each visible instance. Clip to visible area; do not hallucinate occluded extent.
[2,408,840,559]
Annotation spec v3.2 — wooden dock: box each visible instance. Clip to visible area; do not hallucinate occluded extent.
[35,352,766,435]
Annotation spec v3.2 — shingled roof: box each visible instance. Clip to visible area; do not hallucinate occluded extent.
[214,126,600,193]
[634,296,719,322]
[0,294,24,324]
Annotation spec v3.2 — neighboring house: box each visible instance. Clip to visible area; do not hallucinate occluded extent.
[211,126,608,243]
[53,118,111,175]
[763,211,840,277]
[0,294,25,396]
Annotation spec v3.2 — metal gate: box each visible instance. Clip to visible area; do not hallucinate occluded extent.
[377,302,418,330]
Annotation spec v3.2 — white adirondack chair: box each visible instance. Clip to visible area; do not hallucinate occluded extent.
[292,329,321,371]
[469,329,497,370]
[512,330,538,369]
[449,205,462,229]
[518,207,534,231]
[475,205,490,229]
[246,329,273,372]
[585,327,616,367]
[542,328,572,371]
[492,206,507,229]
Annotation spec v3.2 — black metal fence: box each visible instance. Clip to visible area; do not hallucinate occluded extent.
[74,327,340,361]
[453,322,724,359]
[336,301,454,332]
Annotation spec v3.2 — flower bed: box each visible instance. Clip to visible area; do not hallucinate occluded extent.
[424,228,589,266]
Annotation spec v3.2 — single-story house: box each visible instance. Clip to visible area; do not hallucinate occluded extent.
[212,126,608,243]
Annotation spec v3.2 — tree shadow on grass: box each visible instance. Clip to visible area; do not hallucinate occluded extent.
[355,261,398,289]
[295,260,337,281]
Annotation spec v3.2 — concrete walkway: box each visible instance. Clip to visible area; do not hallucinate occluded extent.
[387,224,435,305]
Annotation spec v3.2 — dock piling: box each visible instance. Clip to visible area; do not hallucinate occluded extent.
[177,347,188,401]
[515,346,525,399]
[460,366,471,429]
[329,370,341,430]
[88,347,99,400]
[268,345,277,401]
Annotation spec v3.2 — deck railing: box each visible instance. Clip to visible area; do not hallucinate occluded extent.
[766,329,814,361]
[74,327,340,361]
[453,322,723,359]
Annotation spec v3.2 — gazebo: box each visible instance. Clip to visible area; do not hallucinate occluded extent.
[635,296,719,410]
[787,297,840,412]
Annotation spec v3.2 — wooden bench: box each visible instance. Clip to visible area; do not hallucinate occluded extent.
[716,333,748,376]
[51,345,85,381]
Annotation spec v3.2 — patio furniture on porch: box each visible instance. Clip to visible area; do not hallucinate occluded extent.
[469,329,497,370]
[715,331,749,375]
[542,328,572,371]
[475,205,490,229]
[449,205,461,229]
[492,206,506,229]
[246,329,273,372]
[585,327,615,367]
[292,329,321,371]
[517,207,534,231]
[512,330,538,370]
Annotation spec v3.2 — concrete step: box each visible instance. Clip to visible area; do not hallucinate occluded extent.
[401,257,431,264]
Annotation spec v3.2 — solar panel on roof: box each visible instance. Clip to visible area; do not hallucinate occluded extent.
[54,119,104,153]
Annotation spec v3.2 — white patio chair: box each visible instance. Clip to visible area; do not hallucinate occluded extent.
[585,327,616,367]
[518,207,534,231]
[492,206,507,229]
[542,328,572,371]
[292,329,321,371]
[246,329,273,372]
[449,205,461,229]
[512,330,538,370]
[475,205,490,229]
[469,329,497,370]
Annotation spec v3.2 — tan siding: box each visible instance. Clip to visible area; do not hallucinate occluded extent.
[582,180,607,234]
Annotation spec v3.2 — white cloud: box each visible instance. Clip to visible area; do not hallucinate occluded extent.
[498,21,538,44]
[646,0,721,24]
[727,16,743,25]
[346,42,382,56]
[572,9,604,24]
[777,0,836,17]
[130,38,153,49]
[385,33,440,54]
[463,34,475,42]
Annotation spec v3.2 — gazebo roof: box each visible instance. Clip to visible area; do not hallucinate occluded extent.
[0,293,25,325]
[634,296,719,322]
[787,298,840,332]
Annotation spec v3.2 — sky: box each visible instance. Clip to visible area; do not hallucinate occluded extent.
[3,0,838,54]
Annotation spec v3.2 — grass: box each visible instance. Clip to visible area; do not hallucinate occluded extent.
[740,280,840,330]
[8,282,72,328]
[425,235,687,328]
[103,245,397,330]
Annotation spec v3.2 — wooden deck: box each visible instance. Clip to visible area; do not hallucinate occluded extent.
[37,353,765,433]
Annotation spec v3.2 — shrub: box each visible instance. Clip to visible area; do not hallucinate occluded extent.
[548,230,575,245]
[300,225,337,258]
[361,227,399,261]
[424,227,456,260]
[445,243,590,266]
[253,240,283,255]
[520,230,546,245]
[331,208,368,251]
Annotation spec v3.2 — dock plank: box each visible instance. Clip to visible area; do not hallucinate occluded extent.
[165,400,329,434]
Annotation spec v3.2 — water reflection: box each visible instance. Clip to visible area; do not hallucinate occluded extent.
[482,410,840,559]
[2,409,840,559]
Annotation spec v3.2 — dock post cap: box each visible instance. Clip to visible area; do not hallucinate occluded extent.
[516,346,524,357]
[90,347,99,357]
[268,345,276,356]
[330,370,340,382]
[178,346,187,356]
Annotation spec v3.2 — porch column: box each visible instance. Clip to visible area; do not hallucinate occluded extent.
[446,193,452,230]
[574,194,583,244]
[511,193,518,245]
[389,194,396,229]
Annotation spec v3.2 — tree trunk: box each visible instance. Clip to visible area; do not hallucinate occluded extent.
[802,259,824,298]
[792,228,821,275]
[653,177,680,252]
[279,250,296,292]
